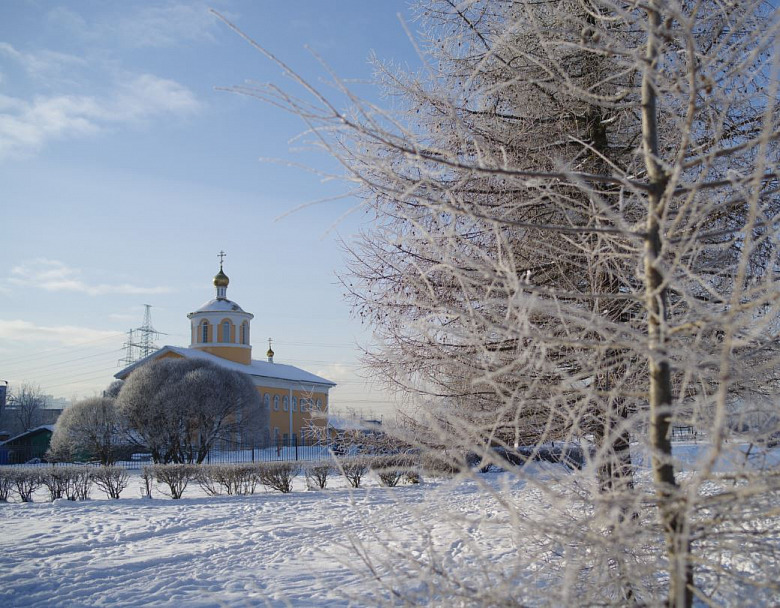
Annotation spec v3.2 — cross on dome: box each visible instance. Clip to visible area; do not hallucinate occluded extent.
[213,251,230,298]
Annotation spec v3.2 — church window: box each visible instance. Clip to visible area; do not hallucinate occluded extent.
[300,398,307,412]
[292,396,297,412]
[200,321,209,343]
[220,320,231,343]
[264,394,270,412]
[240,322,249,345]
[283,396,289,412]
[316,399,322,411]
[273,395,279,411]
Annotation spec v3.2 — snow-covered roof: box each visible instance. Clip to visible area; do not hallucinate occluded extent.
[190,298,247,314]
[116,346,336,388]
[0,425,56,445]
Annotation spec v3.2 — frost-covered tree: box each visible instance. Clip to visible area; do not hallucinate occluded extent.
[223,0,779,605]
[7,383,46,432]
[48,396,127,465]
[116,358,266,464]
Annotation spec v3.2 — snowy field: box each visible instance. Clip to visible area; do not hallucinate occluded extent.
[1,443,777,607]
[0,468,520,607]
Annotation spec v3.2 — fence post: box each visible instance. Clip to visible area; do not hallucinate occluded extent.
[295,435,299,461]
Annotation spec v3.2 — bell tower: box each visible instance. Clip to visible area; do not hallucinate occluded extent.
[187,252,254,365]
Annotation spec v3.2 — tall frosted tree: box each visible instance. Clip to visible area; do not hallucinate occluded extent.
[117,358,265,464]
[48,395,127,465]
[224,0,779,604]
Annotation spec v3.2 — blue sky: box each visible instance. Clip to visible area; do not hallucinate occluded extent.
[0,1,420,415]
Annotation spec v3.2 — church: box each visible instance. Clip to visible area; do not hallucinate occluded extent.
[115,260,336,448]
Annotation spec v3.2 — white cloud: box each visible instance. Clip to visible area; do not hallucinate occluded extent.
[315,363,360,383]
[0,41,201,160]
[46,3,221,49]
[0,42,87,79]
[7,259,173,296]
[0,75,200,160]
[0,319,120,345]
[111,3,221,48]
[115,74,201,120]
[108,313,142,322]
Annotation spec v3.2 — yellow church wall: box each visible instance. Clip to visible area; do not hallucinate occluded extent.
[259,386,328,444]
[197,345,252,365]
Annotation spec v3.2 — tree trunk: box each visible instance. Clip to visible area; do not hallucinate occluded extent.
[641,4,692,606]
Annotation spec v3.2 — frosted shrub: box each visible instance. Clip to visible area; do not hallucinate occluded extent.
[12,468,41,502]
[257,462,300,494]
[141,466,154,498]
[63,466,93,501]
[41,467,68,501]
[93,466,129,499]
[340,458,369,489]
[419,451,463,477]
[198,464,259,496]
[371,456,412,487]
[0,468,13,501]
[152,464,198,499]
[304,463,331,490]
[404,470,420,484]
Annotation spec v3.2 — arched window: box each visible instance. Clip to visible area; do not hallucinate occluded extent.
[240,322,249,345]
[273,395,279,411]
[220,320,231,343]
[283,396,289,412]
[316,399,322,411]
[292,396,297,412]
[200,321,209,343]
[264,393,271,412]
[300,398,307,412]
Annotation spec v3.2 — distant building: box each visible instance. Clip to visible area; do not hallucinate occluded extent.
[116,261,336,447]
[0,395,67,439]
[0,425,55,464]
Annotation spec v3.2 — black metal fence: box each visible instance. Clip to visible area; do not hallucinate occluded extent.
[0,437,335,468]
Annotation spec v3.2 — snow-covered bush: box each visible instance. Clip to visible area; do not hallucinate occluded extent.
[150,464,198,499]
[40,467,67,501]
[141,466,154,499]
[340,458,369,489]
[371,455,415,487]
[257,462,300,493]
[197,464,259,496]
[304,463,331,490]
[12,468,41,502]
[62,466,93,501]
[0,468,13,501]
[92,466,129,499]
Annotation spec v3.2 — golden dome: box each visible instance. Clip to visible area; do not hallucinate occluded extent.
[266,347,275,358]
[213,268,229,288]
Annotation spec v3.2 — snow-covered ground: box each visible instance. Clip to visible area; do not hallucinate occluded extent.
[0,469,519,607]
[1,443,777,607]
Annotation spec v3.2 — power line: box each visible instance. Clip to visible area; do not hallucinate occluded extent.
[119,305,164,366]
[1,347,123,377]
[0,332,125,367]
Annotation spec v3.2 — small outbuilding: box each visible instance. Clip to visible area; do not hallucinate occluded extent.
[0,425,55,464]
